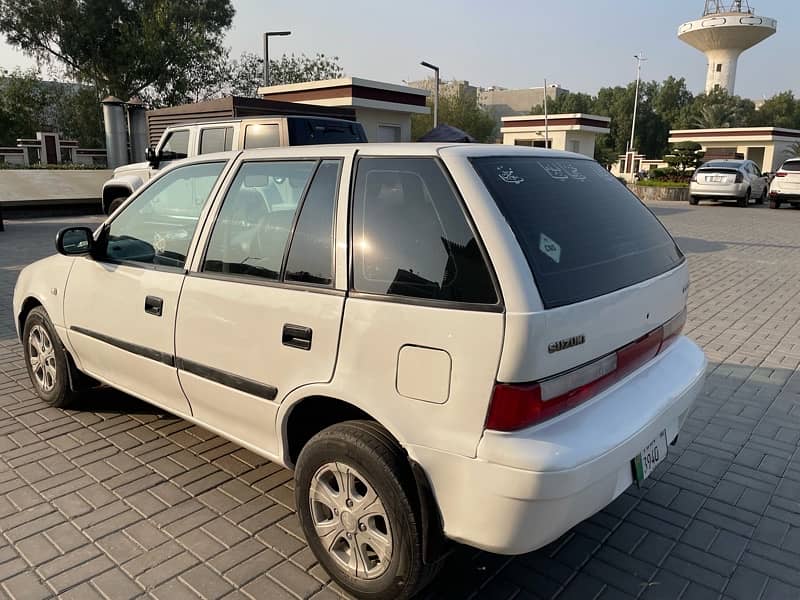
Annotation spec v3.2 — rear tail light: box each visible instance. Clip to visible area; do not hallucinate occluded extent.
[776,171,788,177]
[690,172,698,182]
[735,172,744,183]
[486,308,688,432]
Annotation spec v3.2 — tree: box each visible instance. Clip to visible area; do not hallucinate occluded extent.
[0,0,234,100]
[753,91,800,129]
[411,89,496,142]
[531,91,594,115]
[665,141,705,172]
[785,141,800,159]
[224,52,345,99]
[688,89,756,128]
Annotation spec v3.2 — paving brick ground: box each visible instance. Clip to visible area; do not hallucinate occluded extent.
[1,201,800,599]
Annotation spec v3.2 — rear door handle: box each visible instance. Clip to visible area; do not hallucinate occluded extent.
[144,296,163,317]
[282,324,312,350]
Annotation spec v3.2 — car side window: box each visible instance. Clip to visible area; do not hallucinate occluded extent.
[284,160,341,286]
[200,127,233,154]
[352,157,497,305]
[160,130,190,159]
[105,162,226,269]
[203,160,316,281]
[244,124,280,149]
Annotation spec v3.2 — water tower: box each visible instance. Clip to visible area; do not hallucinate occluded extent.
[678,1,776,94]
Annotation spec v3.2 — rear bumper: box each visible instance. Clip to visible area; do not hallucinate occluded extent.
[769,189,800,202]
[690,182,747,199]
[410,336,706,555]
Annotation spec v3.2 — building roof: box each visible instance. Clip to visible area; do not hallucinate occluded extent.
[669,127,800,141]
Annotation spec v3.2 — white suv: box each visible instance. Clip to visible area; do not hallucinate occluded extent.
[768,158,800,208]
[14,144,706,599]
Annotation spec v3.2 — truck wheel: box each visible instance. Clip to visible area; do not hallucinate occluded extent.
[107,196,126,214]
[23,307,79,408]
[295,421,439,600]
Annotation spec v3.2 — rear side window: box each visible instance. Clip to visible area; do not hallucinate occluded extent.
[352,157,497,305]
[244,124,281,149]
[471,156,682,309]
[200,127,233,154]
[288,118,367,145]
[781,161,800,172]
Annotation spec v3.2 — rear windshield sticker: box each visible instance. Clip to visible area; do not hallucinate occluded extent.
[539,233,561,263]
[539,161,587,181]
[496,166,524,184]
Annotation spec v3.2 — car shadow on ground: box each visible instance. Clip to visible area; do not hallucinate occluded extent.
[673,237,727,254]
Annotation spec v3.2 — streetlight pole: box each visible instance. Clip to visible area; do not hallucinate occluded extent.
[629,52,647,177]
[543,78,549,148]
[420,61,440,128]
[263,31,291,87]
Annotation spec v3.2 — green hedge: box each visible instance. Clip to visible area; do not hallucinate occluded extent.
[635,179,689,188]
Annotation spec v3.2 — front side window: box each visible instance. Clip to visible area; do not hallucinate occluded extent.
[105,161,226,268]
[203,160,316,280]
[200,127,233,154]
[352,157,497,304]
[243,124,280,149]
[160,130,190,159]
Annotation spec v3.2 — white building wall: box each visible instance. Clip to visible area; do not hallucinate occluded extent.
[354,108,412,142]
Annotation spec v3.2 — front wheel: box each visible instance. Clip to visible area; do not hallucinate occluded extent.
[22,307,78,408]
[295,421,439,600]
[107,196,126,214]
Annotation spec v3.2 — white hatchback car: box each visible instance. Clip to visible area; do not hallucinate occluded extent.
[14,144,706,599]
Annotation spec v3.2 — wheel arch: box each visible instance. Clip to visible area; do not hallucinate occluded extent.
[17,296,43,341]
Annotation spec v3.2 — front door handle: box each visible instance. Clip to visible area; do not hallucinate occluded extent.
[282,324,312,350]
[144,296,163,317]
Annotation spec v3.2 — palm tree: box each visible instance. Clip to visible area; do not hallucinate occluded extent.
[693,104,736,129]
[784,141,800,158]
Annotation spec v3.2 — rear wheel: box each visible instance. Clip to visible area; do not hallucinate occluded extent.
[689,196,699,206]
[769,199,781,209]
[737,189,750,207]
[295,421,439,600]
[756,189,766,205]
[22,307,79,408]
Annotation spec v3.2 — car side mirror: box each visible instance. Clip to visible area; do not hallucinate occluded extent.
[55,227,95,256]
[145,146,160,168]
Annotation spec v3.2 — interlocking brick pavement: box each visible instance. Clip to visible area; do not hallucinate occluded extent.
[1,202,800,599]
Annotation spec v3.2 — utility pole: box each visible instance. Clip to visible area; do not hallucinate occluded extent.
[628,53,647,177]
[543,78,549,148]
[421,61,440,128]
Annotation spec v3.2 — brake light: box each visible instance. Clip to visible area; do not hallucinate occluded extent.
[486,308,687,432]
[690,172,698,182]
[735,172,744,183]
[776,171,788,177]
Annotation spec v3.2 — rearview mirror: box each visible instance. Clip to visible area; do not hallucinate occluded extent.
[55,227,95,256]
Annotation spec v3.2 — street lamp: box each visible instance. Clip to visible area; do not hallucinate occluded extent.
[420,61,440,128]
[628,52,647,178]
[263,31,292,87]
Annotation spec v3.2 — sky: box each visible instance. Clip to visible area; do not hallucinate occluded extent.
[1,0,797,100]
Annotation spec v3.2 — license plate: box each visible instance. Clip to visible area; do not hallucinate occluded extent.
[633,430,668,484]
[706,175,723,182]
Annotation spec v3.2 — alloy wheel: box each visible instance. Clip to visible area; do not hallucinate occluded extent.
[28,324,57,393]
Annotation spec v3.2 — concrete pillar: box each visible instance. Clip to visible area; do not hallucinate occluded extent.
[126,97,148,163]
[101,96,128,169]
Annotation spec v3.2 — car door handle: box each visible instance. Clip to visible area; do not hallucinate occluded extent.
[282,324,312,350]
[144,296,164,317]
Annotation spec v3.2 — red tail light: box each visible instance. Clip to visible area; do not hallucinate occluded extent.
[776,171,788,177]
[486,308,687,432]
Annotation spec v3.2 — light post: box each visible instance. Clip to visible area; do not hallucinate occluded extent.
[263,31,291,87]
[420,61,440,128]
[628,52,647,179]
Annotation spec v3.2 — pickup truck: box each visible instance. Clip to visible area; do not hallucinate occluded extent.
[101,115,367,214]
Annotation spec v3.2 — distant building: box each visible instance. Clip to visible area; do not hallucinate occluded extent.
[406,78,478,101]
[501,113,610,158]
[668,127,800,171]
[479,84,569,119]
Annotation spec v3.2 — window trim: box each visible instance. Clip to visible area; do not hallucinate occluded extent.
[196,157,343,291]
[96,159,231,273]
[347,155,504,312]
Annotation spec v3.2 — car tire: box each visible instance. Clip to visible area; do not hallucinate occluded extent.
[689,196,699,206]
[738,189,750,207]
[756,189,766,205]
[107,196,126,214]
[295,420,439,600]
[769,199,781,209]
[22,307,79,408]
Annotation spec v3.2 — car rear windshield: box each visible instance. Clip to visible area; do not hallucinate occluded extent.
[700,162,741,170]
[781,161,800,172]
[288,118,367,145]
[470,156,683,309]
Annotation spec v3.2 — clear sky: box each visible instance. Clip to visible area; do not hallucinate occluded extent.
[1,0,796,99]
